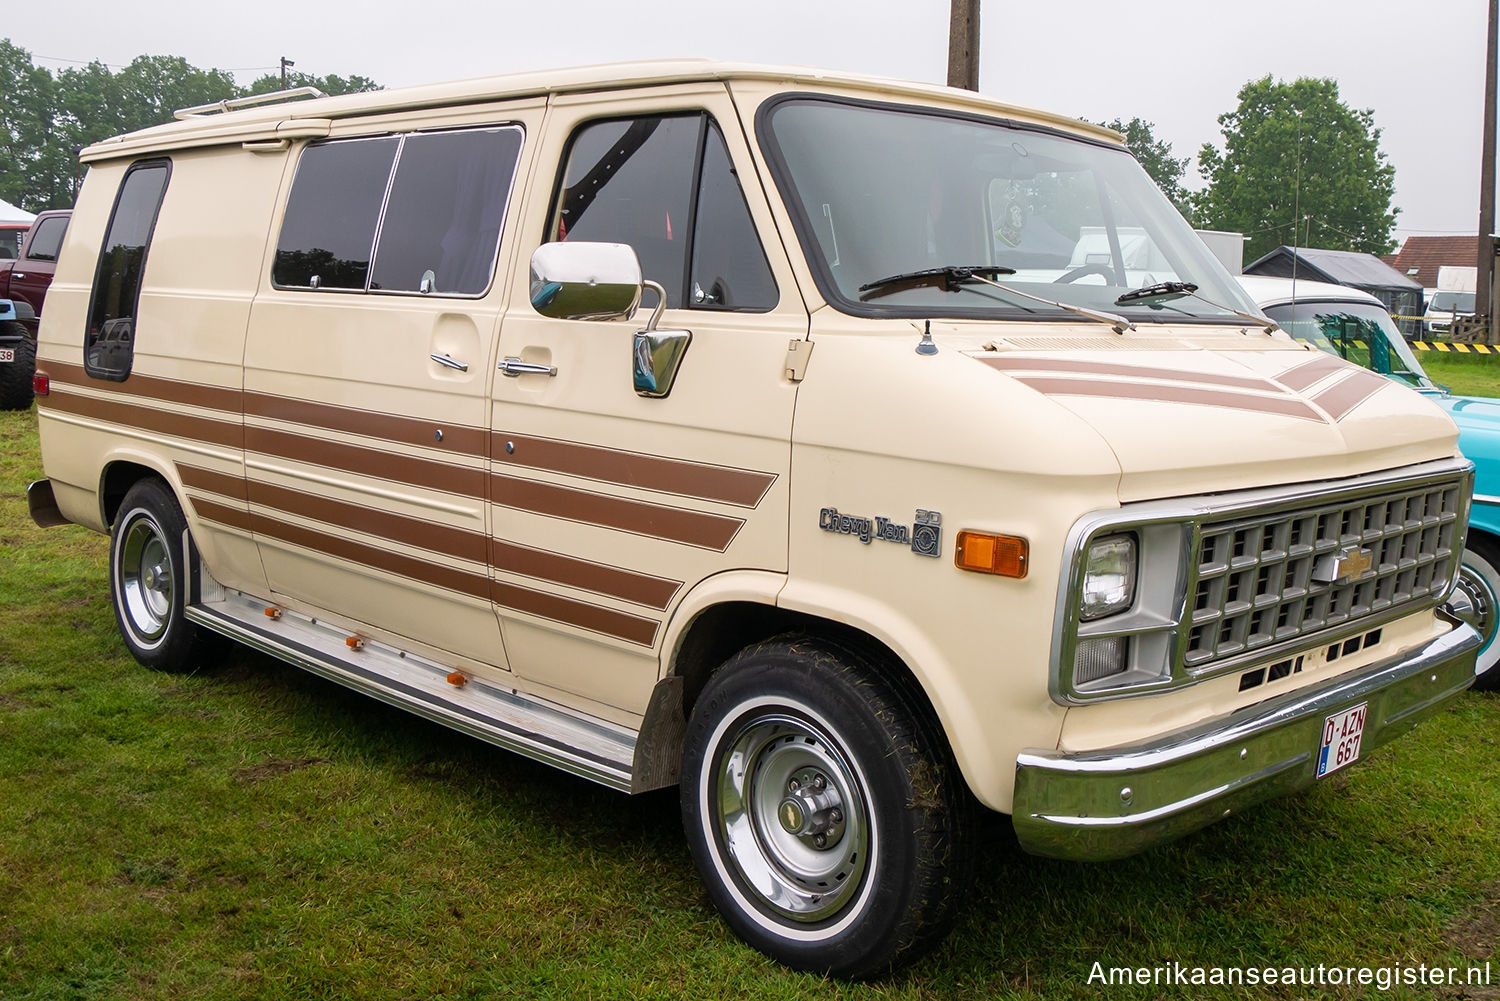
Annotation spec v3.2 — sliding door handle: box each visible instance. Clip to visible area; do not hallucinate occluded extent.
[430,353,469,372]
[499,357,558,378]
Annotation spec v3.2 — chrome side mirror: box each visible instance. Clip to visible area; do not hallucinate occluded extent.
[529,241,643,321]
[633,280,691,398]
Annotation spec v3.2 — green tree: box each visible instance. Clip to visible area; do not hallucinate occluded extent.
[244,71,382,97]
[1196,75,1396,262]
[1102,117,1191,218]
[0,39,60,212]
[0,39,384,211]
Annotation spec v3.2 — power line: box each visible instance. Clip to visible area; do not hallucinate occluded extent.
[32,53,277,73]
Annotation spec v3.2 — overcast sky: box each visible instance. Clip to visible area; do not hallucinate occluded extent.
[13,0,1497,244]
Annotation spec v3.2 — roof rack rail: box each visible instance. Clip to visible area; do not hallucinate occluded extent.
[174,86,329,120]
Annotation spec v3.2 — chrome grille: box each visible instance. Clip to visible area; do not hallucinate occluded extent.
[1184,481,1464,669]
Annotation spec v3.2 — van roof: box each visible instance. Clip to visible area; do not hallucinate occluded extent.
[79,59,1123,163]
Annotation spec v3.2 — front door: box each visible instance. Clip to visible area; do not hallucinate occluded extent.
[489,85,807,713]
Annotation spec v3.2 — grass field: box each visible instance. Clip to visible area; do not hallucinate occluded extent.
[2,395,1498,1000]
[1421,352,1500,398]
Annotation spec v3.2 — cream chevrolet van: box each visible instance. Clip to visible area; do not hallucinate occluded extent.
[28,63,1480,976]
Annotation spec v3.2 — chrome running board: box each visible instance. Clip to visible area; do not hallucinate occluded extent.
[185,583,637,792]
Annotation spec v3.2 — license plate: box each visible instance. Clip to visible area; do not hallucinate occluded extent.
[1317,702,1368,778]
[0,348,12,363]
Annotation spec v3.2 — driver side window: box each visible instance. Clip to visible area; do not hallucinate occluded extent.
[548,113,776,312]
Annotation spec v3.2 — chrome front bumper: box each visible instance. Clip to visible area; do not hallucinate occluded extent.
[1012,617,1480,861]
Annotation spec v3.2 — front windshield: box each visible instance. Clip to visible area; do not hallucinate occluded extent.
[1261,300,1434,390]
[760,97,1258,322]
[1430,291,1475,313]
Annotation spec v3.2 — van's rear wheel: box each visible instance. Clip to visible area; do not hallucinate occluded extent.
[681,636,973,978]
[0,330,34,410]
[109,479,213,671]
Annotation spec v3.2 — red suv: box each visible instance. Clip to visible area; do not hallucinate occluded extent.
[0,209,70,331]
[0,209,70,409]
[0,222,27,262]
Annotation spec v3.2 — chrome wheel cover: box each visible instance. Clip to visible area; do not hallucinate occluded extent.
[1455,559,1499,667]
[714,710,870,924]
[118,513,173,646]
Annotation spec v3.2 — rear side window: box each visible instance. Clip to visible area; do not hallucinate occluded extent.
[85,161,170,381]
[370,128,523,295]
[25,215,69,262]
[273,126,522,296]
[548,114,776,312]
[272,136,398,290]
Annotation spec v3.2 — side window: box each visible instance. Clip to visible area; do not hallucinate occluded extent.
[26,216,69,262]
[273,136,399,290]
[550,116,699,307]
[690,123,777,310]
[370,127,522,295]
[85,161,170,382]
[548,114,777,313]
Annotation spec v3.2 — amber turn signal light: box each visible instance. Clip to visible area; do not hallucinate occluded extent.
[955,530,1028,578]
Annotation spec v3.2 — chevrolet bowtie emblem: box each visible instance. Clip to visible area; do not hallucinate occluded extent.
[1312,547,1374,585]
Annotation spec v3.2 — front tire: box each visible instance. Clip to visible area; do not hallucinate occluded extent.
[680,636,974,978]
[109,479,214,671]
[1458,532,1500,690]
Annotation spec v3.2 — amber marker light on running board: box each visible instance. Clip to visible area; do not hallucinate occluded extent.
[955,530,1029,578]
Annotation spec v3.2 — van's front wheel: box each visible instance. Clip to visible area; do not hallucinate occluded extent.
[680,637,973,978]
[109,479,213,671]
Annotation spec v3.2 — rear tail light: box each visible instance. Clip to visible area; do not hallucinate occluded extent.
[32,372,49,396]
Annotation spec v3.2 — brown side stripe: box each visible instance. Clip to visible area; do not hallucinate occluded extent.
[190,505,658,646]
[1276,353,1348,392]
[43,360,242,411]
[246,426,485,498]
[1312,370,1389,421]
[41,387,244,448]
[251,513,491,601]
[192,497,254,533]
[178,463,249,501]
[43,361,486,458]
[180,464,681,610]
[980,355,1276,392]
[492,473,743,551]
[493,431,777,508]
[490,539,681,611]
[1012,376,1324,422]
[246,391,487,457]
[491,580,659,646]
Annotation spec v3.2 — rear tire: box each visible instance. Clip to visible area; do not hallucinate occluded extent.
[0,329,34,410]
[680,635,974,978]
[109,479,216,672]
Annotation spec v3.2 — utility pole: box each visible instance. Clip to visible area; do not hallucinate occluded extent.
[280,56,295,90]
[1478,0,1496,338]
[947,0,980,91]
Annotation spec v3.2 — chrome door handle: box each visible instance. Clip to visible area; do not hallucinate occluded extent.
[430,352,468,372]
[499,356,558,377]
[10,273,23,279]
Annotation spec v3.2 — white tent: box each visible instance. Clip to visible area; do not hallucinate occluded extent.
[0,197,35,224]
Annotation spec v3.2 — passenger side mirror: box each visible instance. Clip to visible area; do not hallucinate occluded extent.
[528,242,643,321]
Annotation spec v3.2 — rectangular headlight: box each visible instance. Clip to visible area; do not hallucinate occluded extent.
[1080,533,1136,620]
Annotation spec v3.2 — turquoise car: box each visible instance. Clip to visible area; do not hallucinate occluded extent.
[1240,275,1499,690]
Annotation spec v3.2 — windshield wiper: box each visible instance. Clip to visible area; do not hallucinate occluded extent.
[1115,281,1197,304]
[1115,281,1277,333]
[860,265,1137,334]
[859,265,1016,298]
